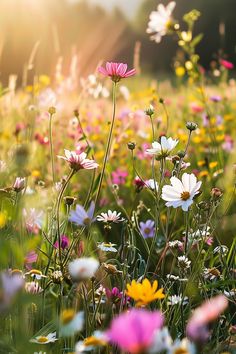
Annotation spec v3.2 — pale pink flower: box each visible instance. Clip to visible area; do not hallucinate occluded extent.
[13,177,25,192]
[97,210,124,223]
[98,62,136,82]
[58,149,98,171]
[187,295,228,342]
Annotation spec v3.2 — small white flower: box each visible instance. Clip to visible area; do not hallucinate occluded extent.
[168,295,188,306]
[162,173,202,211]
[168,338,196,354]
[25,269,47,280]
[96,210,124,223]
[213,245,228,255]
[145,179,159,191]
[147,2,176,43]
[30,332,58,344]
[68,257,99,281]
[146,136,178,157]
[149,327,173,353]
[168,240,182,249]
[97,242,117,252]
[59,310,84,337]
[203,268,221,281]
[177,256,191,269]
[166,274,188,282]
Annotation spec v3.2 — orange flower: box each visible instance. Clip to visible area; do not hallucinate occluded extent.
[126,279,165,306]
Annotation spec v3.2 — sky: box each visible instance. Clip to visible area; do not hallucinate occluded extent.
[67,0,144,18]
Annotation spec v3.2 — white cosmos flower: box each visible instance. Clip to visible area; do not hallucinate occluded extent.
[59,309,84,337]
[146,136,178,157]
[30,332,58,344]
[145,179,159,191]
[147,2,176,43]
[68,257,99,281]
[161,173,202,211]
[96,210,124,223]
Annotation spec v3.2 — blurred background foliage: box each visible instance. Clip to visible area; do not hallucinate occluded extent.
[0,0,236,85]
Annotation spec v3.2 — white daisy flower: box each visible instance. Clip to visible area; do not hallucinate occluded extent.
[146,136,178,157]
[168,338,196,354]
[162,173,202,211]
[213,245,228,255]
[147,2,176,43]
[68,257,99,281]
[145,179,159,191]
[59,309,84,337]
[177,256,191,269]
[97,242,117,252]
[168,295,188,306]
[168,240,183,249]
[25,269,47,280]
[30,332,58,344]
[96,210,124,223]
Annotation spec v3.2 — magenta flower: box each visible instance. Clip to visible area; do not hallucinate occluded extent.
[106,287,129,305]
[54,235,70,250]
[106,309,164,353]
[98,62,136,83]
[58,149,98,171]
[111,168,128,185]
[187,295,228,343]
[220,59,234,70]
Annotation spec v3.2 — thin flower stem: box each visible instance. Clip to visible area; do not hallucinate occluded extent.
[94,82,117,207]
[49,113,56,184]
[55,169,75,271]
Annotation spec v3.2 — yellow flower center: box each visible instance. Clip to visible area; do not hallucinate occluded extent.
[61,309,76,325]
[173,349,189,354]
[84,336,105,347]
[37,336,49,343]
[181,191,190,201]
[144,227,151,235]
[83,217,91,225]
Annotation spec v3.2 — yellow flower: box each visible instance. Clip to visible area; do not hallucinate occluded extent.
[126,279,165,306]
[0,212,7,228]
[175,67,185,77]
[209,161,218,169]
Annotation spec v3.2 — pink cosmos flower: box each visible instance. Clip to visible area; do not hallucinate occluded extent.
[111,168,128,185]
[220,59,234,70]
[98,62,136,82]
[58,149,98,171]
[106,309,164,353]
[187,295,228,342]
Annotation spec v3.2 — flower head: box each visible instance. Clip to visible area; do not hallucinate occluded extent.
[54,235,69,250]
[139,220,155,238]
[147,2,176,43]
[30,332,58,344]
[68,257,99,281]
[97,242,117,252]
[96,210,124,223]
[146,136,178,158]
[187,295,228,343]
[106,308,164,353]
[13,177,25,192]
[59,309,84,337]
[98,62,136,82]
[126,278,165,307]
[162,173,202,211]
[69,201,95,227]
[220,59,234,70]
[58,149,98,171]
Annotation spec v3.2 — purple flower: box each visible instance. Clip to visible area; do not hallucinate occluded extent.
[210,95,222,102]
[69,201,95,227]
[54,235,69,250]
[111,169,128,185]
[106,308,164,353]
[106,287,129,305]
[139,220,155,238]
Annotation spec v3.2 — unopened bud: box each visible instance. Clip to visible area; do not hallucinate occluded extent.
[186,121,198,131]
[127,142,136,150]
[48,106,56,115]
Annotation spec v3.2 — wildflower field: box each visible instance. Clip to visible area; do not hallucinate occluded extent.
[0,2,236,354]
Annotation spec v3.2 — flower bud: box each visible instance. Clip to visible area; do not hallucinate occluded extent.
[144,104,154,117]
[186,121,198,131]
[177,150,186,158]
[64,196,77,206]
[48,106,56,115]
[211,187,223,199]
[127,142,136,150]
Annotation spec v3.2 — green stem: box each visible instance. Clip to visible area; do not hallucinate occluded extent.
[94,82,117,207]
[49,169,74,274]
[49,113,55,184]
